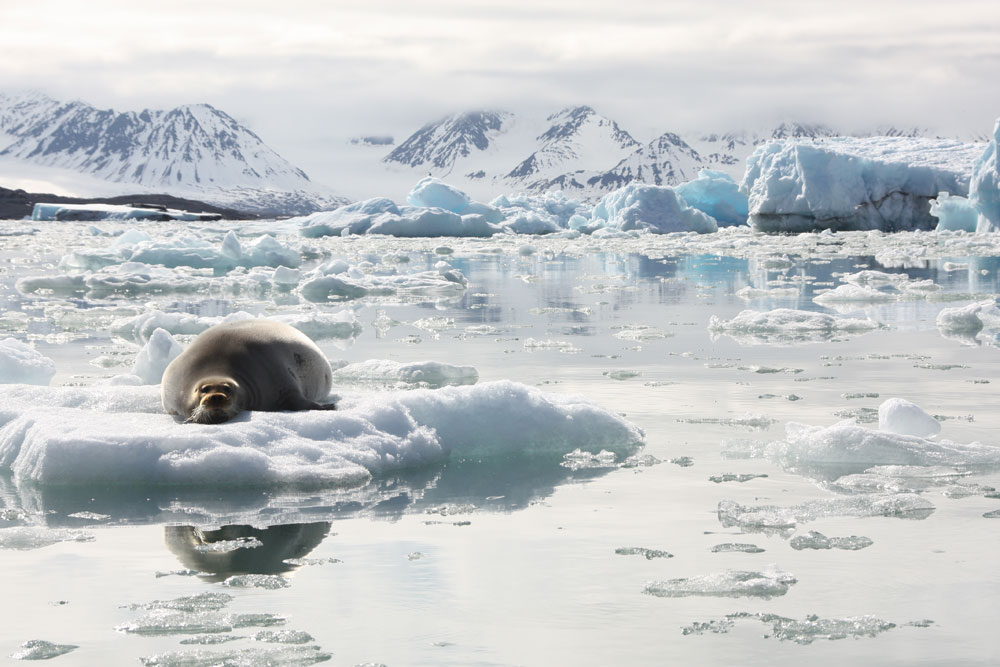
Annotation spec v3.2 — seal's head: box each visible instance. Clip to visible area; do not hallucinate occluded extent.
[185,378,241,424]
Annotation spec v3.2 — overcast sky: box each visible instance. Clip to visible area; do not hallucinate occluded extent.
[2,0,998,180]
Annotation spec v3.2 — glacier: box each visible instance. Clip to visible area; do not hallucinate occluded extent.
[673,169,749,227]
[740,137,983,233]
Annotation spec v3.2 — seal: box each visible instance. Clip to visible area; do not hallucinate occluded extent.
[162,319,336,424]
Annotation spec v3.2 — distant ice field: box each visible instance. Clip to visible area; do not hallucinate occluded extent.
[1,219,999,666]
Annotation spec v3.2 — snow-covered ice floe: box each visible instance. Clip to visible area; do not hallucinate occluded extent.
[707,308,881,345]
[0,380,643,487]
[741,137,984,233]
[935,299,1000,344]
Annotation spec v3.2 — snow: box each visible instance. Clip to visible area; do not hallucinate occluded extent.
[0,338,56,385]
[740,137,983,233]
[0,380,644,486]
[590,183,718,234]
[970,119,1000,232]
[673,169,749,227]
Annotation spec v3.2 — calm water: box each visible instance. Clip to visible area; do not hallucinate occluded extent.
[1,221,999,665]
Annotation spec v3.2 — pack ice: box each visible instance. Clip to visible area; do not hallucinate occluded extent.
[740,137,984,233]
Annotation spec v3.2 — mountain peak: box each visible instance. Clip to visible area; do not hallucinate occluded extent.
[383,109,512,171]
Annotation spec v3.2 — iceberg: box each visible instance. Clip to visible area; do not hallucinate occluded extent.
[590,183,718,234]
[674,169,749,227]
[741,137,983,233]
[929,192,978,232]
[367,207,502,237]
[295,197,401,237]
[707,308,880,345]
[406,177,471,213]
[970,119,1000,232]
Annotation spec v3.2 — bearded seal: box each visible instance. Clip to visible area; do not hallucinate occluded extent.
[162,319,336,424]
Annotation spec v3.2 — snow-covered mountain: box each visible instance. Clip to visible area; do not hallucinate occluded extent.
[384,110,512,171]
[0,92,347,216]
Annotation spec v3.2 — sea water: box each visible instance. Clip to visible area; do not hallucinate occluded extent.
[1,221,999,666]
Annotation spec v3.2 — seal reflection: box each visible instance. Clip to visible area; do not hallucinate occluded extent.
[164,521,332,582]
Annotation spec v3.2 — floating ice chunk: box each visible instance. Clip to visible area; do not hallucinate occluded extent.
[708,309,880,345]
[935,300,1000,341]
[132,328,183,385]
[299,267,467,302]
[841,270,911,288]
[113,310,360,344]
[253,629,314,644]
[741,137,980,232]
[710,543,765,553]
[829,465,974,495]
[368,207,502,237]
[0,339,56,386]
[764,614,896,644]
[178,635,244,645]
[117,610,285,636]
[222,574,289,589]
[296,197,401,237]
[615,546,673,559]
[718,495,935,533]
[878,398,941,437]
[0,380,643,487]
[0,527,94,550]
[523,338,581,353]
[813,284,897,305]
[139,646,332,666]
[129,593,233,613]
[643,566,796,599]
[591,183,718,234]
[10,640,79,660]
[407,177,471,213]
[789,530,873,550]
[929,192,978,232]
[674,169,749,227]
[491,190,587,227]
[970,119,1000,232]
[500,211,562,235]
[332,359,478,388]
[772,419,1000,468]
[561,448,617,470]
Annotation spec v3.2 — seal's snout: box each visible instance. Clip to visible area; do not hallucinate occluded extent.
[202,392,229,408]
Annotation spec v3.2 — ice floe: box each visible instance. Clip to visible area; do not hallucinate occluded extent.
[788,530,873,550]
[113,309,362,344]
[331,359,478,388]
[0,527,95,550]
[10,639,79,660]
[683,613,899,644]
[643,566,796,599]
[591,183,718,234]
[708,308,880,345]
[0,380,643,487]
[717,495,935,533]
